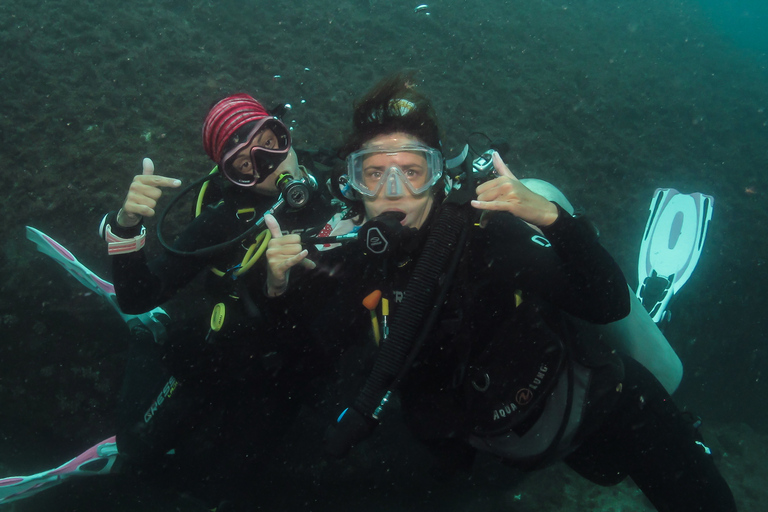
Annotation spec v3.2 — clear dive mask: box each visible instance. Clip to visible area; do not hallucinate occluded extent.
[220,117,292,187]
[345,143,443,198]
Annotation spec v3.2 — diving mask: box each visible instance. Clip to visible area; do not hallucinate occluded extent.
[220,117,292,187]
[345,143,443,197]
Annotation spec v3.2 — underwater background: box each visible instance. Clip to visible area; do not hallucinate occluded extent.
[1,0,767,510]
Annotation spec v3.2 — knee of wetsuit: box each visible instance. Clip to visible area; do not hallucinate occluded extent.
[679,411,713,458]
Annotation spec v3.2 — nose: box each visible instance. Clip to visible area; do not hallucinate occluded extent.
[384,166,405,198]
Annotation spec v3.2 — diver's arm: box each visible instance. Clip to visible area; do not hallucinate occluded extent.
[110,205,230,313]
[107,157,191,313]
[539,207,630,323]
[111,250,163,314]
[483,208,629,324]
[109,226,198,315]
[472,152,628,323]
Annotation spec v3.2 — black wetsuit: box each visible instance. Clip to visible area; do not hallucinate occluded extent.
[303,206,736,512]
[106,151,341,498]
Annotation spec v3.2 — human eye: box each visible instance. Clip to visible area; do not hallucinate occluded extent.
[257,129,278,149]
[233,158,252,173]
[404,166,425,181]
[263,135,277,148]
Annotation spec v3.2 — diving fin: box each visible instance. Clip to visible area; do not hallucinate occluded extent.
[0,437,118,505]
[25,226,169,343]
[636,188,714,324]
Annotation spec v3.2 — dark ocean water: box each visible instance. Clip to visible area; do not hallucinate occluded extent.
[1,0,767,510]
[697,0,768,54]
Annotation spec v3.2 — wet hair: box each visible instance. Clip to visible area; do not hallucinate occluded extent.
[338,72,442,159]
[333,72,445,214]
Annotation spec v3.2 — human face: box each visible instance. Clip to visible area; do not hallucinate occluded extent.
[221,118,291,187]
[359,133,438,229]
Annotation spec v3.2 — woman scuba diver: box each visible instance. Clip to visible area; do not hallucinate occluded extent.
[266,73,737,512]
[101,93,341,507]
[1,92,346,509]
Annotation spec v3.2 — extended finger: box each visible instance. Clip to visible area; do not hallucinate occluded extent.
[264,214,284,239]
[134,174,182,188]
[492,151,517,180]
[142,157,155,176]
[470,199,516,212]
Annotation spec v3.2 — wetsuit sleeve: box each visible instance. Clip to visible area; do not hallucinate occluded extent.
[111,207,229,314]
[484,204,630,324]
[540,204,630,322]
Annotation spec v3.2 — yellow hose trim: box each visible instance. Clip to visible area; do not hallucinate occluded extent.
[234,229,271,276]
[195,166,220,218]
[194,164,272,278]
[208,229,271,278]
[237,208,257,218]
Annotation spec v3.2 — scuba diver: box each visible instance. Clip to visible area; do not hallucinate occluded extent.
[266,73,737,512]
[2,88,712,508]
[102,93,346,506]
[0,93,343,509]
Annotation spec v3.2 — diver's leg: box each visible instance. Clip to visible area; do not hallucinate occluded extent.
[619,358,735,511]
[115,324,187,471]
[568,357,736,511]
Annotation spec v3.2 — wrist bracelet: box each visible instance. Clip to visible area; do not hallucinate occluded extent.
[99,213,146,255]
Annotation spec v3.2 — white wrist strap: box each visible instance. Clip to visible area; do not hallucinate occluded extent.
[100,214,146,255]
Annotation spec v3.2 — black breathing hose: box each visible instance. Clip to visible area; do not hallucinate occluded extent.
[327,190,476,458]
[155,173,269,258]
[155,171,315,258]
[353,202,469,414]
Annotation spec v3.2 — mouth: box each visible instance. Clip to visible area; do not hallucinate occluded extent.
[382,209,407,224]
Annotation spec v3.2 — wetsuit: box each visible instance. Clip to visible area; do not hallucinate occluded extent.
[306,205,736,512]
[104,151,341,497]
